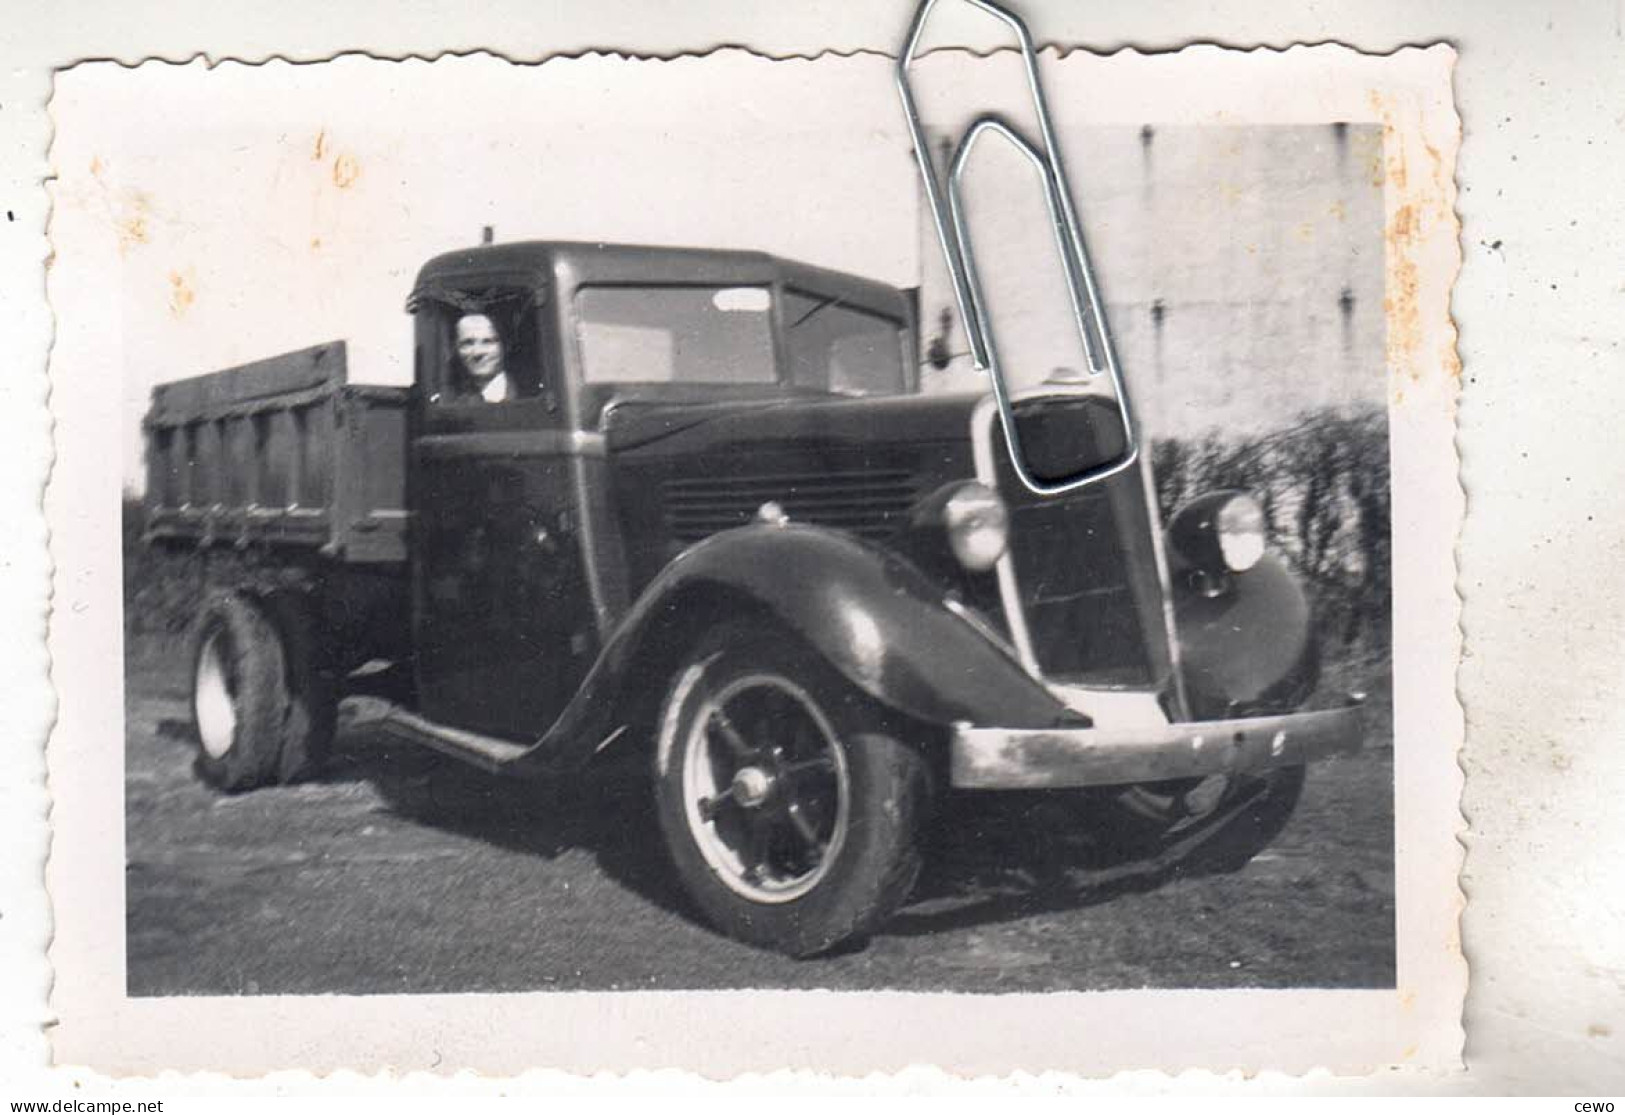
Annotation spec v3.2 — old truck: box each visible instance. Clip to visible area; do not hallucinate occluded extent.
[143,239,1363,957]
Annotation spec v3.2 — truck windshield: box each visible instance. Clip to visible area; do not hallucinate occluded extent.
[576,285,777,386]
[783,290,907,397]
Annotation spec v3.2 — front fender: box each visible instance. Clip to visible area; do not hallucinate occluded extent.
[517,523,1071,774]
[1174,553,1317,718]
[635,524,1070,728]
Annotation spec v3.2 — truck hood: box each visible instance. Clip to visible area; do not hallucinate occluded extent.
[601,391,985,461]
[602,385,1180,705]
[605,391,987,597]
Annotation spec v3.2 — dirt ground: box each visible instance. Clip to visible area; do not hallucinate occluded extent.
[125,653,1396,996]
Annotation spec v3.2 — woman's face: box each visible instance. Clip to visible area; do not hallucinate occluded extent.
[455,313,505,380]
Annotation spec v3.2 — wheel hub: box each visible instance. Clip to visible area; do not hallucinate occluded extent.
[678,672,853,904]
[731,764,775,809]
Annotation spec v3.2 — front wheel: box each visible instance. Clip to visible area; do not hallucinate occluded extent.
[1109,764,1308,875]
[653,624,933,957]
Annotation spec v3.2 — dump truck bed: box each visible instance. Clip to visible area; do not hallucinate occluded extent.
[143,342,409,564]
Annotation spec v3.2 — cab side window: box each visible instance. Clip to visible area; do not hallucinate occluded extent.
[428,290,550,406]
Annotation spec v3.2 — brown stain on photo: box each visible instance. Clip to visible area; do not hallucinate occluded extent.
[332,153,361,189]
[116,208,151,253]
[313,127,358,188]
[1383,200,1421,377]
[1374,88,1461,391]
[1366,138,1386,189]
[89,153,154,254]
[167,270,195,318]
[1423,138,1447,194]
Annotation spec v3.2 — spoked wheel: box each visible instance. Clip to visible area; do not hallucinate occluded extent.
[681,672,852,904]
[655,623,933,957]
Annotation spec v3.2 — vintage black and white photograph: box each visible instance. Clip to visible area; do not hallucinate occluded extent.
[43,16,1464,1076]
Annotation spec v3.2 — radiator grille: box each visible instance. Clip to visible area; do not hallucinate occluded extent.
[982,400,1156,685]
[663,469,919,543]
[1002,485,1152,683]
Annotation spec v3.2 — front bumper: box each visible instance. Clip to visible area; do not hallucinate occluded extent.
[950,702,1365,790]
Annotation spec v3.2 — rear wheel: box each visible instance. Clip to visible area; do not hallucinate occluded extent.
[189,592,336,792]
[654,624,933,957]
[260,593,338,782]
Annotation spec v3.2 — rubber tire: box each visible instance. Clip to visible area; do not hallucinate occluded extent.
[189,593,290,792]
[188,592,337,792]
[653,624,933,958]
[1180,764,1307,875]
[260,593,338,783]
[1104,764,1307,875]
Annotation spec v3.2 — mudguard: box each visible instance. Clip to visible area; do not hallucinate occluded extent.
[511,523,1071,774]
[1172,553,1318,719]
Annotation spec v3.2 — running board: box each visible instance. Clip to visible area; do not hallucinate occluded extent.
[375,706,534,774]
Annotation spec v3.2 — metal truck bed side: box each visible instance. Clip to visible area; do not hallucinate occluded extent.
[143,342,410,564]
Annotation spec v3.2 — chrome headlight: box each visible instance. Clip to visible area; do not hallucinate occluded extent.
[1168,489,1269,577]
[943,481,1009,572]
[1216,493,1266,572]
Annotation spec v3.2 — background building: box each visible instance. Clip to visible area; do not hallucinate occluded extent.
[916,123,1386,439]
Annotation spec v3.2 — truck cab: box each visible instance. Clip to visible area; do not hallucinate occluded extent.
[405,242,917,741]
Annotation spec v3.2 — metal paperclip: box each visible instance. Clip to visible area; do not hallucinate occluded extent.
[895,0,1139,496]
